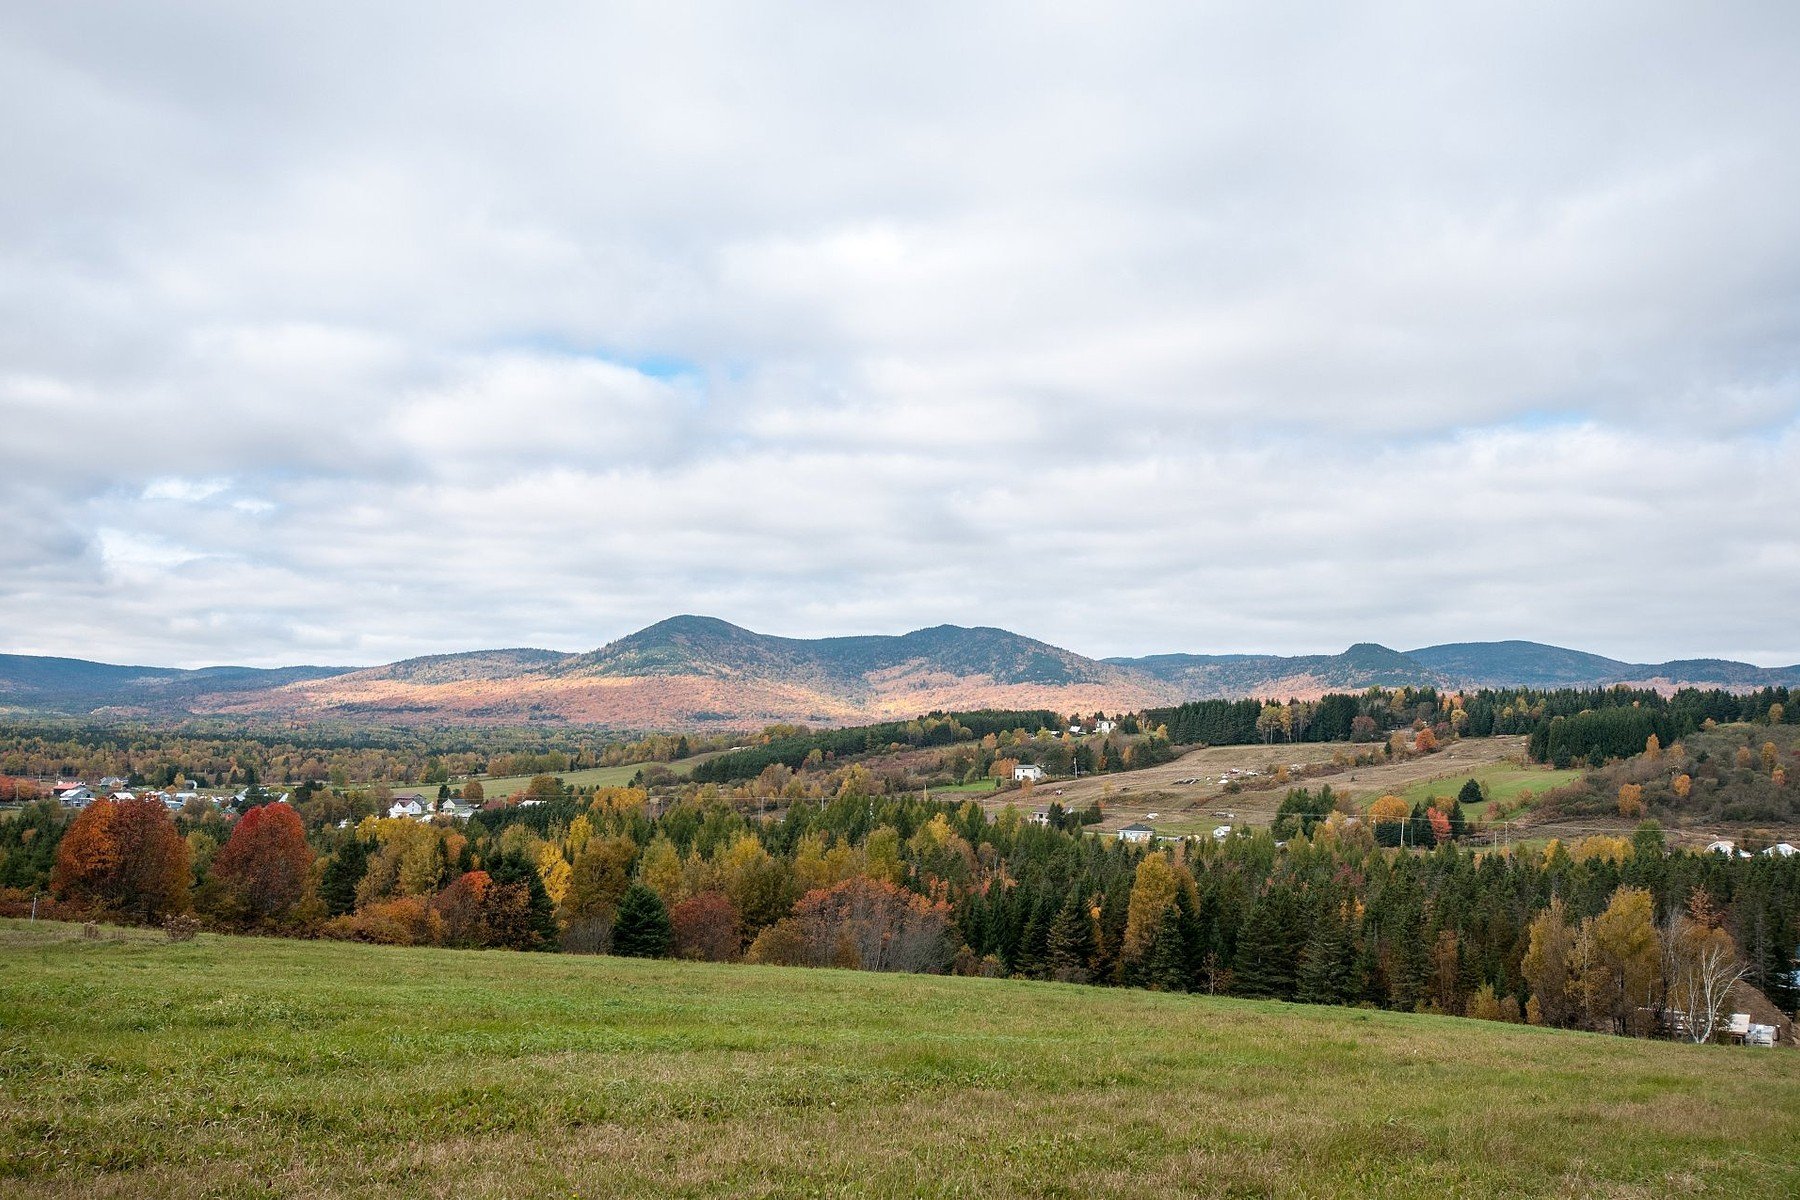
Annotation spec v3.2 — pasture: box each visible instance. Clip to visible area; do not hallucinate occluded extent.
[3,919,1796,1198]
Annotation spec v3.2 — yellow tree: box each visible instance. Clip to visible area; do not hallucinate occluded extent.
[1578,886,1661,1035]
[1521,897,1578,1027]
[1121,853,1179,967]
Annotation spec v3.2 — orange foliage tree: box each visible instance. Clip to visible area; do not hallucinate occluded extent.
[212,803,314,921]
[51,797,191,921]
[670,891,742,962]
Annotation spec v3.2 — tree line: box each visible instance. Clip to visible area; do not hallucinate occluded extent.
[7,776,1794,1043]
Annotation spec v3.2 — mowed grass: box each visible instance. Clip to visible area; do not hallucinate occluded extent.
[3,922,1797,1198]
[1393,763,1586,821]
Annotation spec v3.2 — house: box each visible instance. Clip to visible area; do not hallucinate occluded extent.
[1763,843,1798,858]
[388,796,426,819]
[1030,810,1051,827]
[1212,825,1232,840]
[1013,764,1047,783]
[99,776,129,790]
[1117,822,1155,843]
[438,801,477,821]
[57,785,94,807]
[1706,839,1736,856]
[1095,719,1116,735]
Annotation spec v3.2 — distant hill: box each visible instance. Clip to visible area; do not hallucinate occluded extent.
[0,654,349,715]
[1,621,1795,728]
[1111,642,1439,696]
[1406,641,1800,691]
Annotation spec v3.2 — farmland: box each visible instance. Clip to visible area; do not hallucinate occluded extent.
[3,920,1797,1199]
[1012,737,1539,837]
[1391,762,1588,820]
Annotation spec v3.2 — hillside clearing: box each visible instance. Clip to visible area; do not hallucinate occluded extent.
[464,749,730,798]
[1013,737,1532,836]
[2,920,1795,1199]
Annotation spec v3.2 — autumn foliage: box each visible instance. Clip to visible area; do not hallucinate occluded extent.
[748,876,954,973]
[212,802,314,921]
[51,797,191,921]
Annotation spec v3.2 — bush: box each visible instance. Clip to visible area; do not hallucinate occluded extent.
[163,913,201,943]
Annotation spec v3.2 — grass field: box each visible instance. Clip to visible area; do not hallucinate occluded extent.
[1392,763,1587,821]
[2,920,1796,1198]
[465,749,729,798]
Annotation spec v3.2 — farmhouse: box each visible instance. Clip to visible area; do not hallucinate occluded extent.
[1117,822,1154,843]
[388,796,427,819]
[1095,719,1116,734]
[56,785,93,807]
[1013,764,1047,783]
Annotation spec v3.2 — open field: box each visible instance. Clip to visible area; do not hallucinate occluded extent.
[466,749,730,798]
[1,919,1796,1198]
[1391,762,1587,821]
[1005,737,1535,837]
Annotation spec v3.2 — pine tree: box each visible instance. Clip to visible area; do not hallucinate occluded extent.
[1045,889,1095,982]
[1015,888,1055,979]
[1296,909,1349,1006]
[319,835,368,917]
[612,884,673,958]
[1232,893,1298,999]
[1146,906,1188,992]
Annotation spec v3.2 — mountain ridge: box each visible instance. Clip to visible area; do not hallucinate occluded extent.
[1,621,1796,728]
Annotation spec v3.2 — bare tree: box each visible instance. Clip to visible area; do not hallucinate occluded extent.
[1661,892,1749,1044]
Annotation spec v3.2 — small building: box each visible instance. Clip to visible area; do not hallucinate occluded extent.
[388,797,426,819]
[1212,825,1233,840]
[1030,809,1051,827]
[57,785,94,808]
[1763,843,1798,858]
[1117,822,1155,844]
[1706,839,1736,856]
[1013,764,1047,783]
[1095,719,1116,735]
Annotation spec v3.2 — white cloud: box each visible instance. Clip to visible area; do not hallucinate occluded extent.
[0,3,1796,669]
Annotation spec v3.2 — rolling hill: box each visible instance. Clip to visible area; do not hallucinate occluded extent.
[1,619,1795,728]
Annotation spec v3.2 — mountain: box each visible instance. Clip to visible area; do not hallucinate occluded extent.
[1,622,1795,728]
[1111,642,1440,696]
[0,654,350,715]
[1406,641,1800,691]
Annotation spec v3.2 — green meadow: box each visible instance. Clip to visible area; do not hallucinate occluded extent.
[1394,763,1586,820]
[2,919,1795,1198]
[463,749,732,799]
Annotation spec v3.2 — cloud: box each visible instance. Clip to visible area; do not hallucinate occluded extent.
[0,3,1796,669]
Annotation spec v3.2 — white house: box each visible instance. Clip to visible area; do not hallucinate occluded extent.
[388,796,426,819]
[1095,719,1116,735]
[1763,843,1798,858]
[1117,822,1155,843]
[57,785,94,807]
[1013,764,1047,783]
[1212,825,1233,840]
[1706,839,1736,856]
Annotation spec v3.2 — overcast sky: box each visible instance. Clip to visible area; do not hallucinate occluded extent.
[3,3,1797,669]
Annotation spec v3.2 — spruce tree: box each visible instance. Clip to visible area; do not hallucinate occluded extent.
[612,883,672,958]
[1296,910,1349,1007]
[1146,906,1188,992]
[319,835,368,917]
[1045,890,1096,982]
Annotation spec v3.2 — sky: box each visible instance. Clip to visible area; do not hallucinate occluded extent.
[2,2,1798,669]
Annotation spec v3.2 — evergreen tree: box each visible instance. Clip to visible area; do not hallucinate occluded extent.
[318,835,368,917]
[1145,906,1188,992]
[1296,908,1350,1006]
[1045,889,1096,982]
[1232,892,1298,999]
[612,883,673,958]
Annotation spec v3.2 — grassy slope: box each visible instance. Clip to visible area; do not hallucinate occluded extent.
[1393,763,1586,820]
[2,922,1796,1199]
[467,749,730,799]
